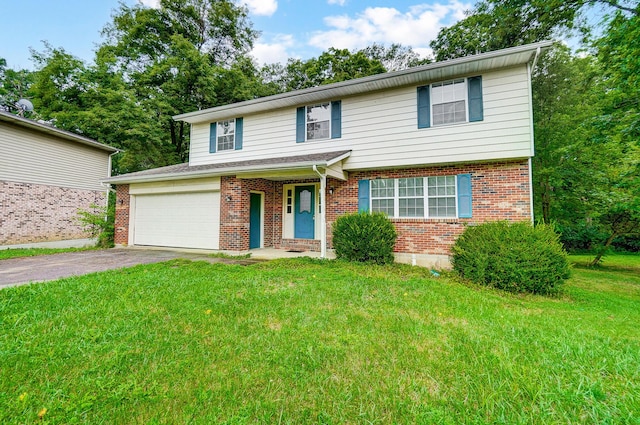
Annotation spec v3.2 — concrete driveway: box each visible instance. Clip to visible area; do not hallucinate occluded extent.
[0,248,257,289]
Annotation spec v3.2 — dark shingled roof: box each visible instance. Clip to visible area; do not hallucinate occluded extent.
[107,150,351,183]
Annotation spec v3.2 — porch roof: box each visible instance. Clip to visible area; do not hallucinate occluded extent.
[105,150,352,184]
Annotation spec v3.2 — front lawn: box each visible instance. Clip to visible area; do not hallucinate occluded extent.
[0,247,95,261]
[1,256,639,424]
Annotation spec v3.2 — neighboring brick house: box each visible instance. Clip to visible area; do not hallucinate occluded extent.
[0,111,119,245]
[107,42,550,267]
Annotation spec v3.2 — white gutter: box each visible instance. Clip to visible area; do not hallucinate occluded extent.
[312,165,327,259]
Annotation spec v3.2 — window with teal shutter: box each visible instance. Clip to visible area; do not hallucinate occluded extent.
[234,117,243,150]
[209,122,217,153]
[457,173,472,218]
[417,86,430,128]
[358,180,370,212]
[467,76,483,122]
[296,107,305,143]
[331,100,341,139]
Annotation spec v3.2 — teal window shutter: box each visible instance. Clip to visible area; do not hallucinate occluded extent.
[468,76,483,122]
[417,86,430,128]
[296,107,305,143]
[331,100,342,139]
[358,180,370,212]
[234,117,243,150]
[457,173,472,218]
[209,122,217,153]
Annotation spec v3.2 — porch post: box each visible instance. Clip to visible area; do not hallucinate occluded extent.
[313,165,327,258]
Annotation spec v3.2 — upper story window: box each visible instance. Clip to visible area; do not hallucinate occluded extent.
[217,119,236,151]
[209,117,243,153]
[417,76,483,129]
[432,79,467,125]
[306,103,331,140]
[296,100,342,143]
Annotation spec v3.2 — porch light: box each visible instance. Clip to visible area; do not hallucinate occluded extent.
[226,195,232,201]
[329,187,334,195]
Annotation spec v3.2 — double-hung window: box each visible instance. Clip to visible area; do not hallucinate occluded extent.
[296,100,342,142]
[306,103,331,140]
[417,76,483,128]
[217,119,235,151]
[432,79,467,125]
[427,176,457,217]
[367,175,468,219]
[209,117,244,153]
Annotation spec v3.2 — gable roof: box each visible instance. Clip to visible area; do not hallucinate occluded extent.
[175,41,552,125]
[106,150,352,184]
[0,110,119,153]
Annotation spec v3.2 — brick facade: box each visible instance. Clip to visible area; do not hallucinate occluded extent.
[115,159,531,256]
[0,180,106,245]
[219,176,277,251]
[325,160,531,255]
[114,184,130,245]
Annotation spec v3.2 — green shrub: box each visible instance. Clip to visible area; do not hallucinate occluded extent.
[451,221,570,295]
[76,192,115,248]
[332,212,397,264]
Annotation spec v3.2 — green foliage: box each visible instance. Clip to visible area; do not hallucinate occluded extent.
[75,193,115,248]
[332,212,397,265]
[451,221,570,294]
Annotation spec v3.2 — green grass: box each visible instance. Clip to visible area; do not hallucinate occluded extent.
[1,255,639,424]
[0,247,96,260]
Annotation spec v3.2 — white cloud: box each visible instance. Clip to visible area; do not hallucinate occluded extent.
[328,0,347,5]
[243,0,278,16]
[138,0,160,8]
[251,34,296,65]
[308,1,471,58]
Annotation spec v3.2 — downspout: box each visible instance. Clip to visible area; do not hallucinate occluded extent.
[527,46,541,224]
[312,165,327,259]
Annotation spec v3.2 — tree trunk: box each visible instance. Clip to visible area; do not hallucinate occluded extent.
[590,232,618,267]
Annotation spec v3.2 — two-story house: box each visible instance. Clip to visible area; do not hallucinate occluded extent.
[108,41,550,267]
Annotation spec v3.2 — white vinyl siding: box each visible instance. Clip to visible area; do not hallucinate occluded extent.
[0,123,111,191]
[188,66,532,170]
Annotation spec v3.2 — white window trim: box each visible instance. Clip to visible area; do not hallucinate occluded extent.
[431,78,469,127]
[305,102,331,141]
[371,176,459,219]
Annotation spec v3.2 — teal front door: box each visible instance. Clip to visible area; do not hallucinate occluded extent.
[249,193,261,249]
[294,186,315,239]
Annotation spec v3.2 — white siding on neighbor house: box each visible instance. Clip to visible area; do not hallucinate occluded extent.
[188,66,533,170]
[0,123,110,191]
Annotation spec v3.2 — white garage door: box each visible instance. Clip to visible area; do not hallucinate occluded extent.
[133,192,220,249]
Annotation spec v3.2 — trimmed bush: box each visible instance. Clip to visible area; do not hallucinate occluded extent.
[332,212,397,264]
[451,221,570,294]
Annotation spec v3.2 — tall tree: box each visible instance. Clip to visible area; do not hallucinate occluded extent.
[0,58,34,116]
[430,0,638,61]
[98,0,258,163]
[531,44,601,224]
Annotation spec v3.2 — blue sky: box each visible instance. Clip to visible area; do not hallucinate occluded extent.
[0,0,472,70]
